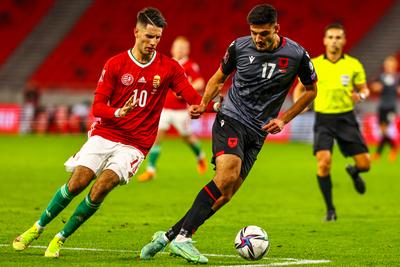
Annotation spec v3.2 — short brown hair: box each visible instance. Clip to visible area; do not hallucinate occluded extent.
[324,23,345,35]
[137,7,167,28]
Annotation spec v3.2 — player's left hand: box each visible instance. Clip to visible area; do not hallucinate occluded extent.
[352,90,369,103]
[262,118,285,134]
[119,96,139,117]
[189,104,206,119]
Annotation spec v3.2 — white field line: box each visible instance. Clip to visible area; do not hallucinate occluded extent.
[214,259,331,267]
[1,244,331,266]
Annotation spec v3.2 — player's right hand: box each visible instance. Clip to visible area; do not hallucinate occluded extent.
[262,118,285,134]
[119,96,139,117]
[189,104,205,119]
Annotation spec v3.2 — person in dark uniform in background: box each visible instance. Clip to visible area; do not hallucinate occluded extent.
[140,4,317,264]
[371,55,400,161]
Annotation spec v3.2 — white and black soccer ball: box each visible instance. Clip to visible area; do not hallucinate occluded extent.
[234,225,270,261]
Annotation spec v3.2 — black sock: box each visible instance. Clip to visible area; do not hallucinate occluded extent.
[176,180,222,238]
[347,165,368,177]
[317,175,334,211]
[165,211,189,241]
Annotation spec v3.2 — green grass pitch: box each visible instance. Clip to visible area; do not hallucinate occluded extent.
[0,135,399,266]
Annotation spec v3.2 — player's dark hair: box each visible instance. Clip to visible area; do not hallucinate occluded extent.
[247,4,277,25]
[324,23,346,35]
[137,7,167,28]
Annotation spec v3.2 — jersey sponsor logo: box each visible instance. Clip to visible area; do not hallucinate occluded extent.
[249,56,255,64]
[121,73,134,86]
[138,77,147,83]
[227,137,238,148]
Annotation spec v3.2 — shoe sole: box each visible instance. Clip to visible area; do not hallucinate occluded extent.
[170,246,208,264]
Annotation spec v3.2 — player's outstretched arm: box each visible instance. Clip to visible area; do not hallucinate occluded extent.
[263,83,317,134]
[187,68,228,119]
[200,68,228,108]
[92,94,139,119]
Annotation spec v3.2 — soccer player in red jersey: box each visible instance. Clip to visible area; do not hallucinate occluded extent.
[12,7,217,258]
[138,36,207,182]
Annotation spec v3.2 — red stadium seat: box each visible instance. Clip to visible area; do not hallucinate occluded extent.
[29,0,395,90]
[0,0,54,65]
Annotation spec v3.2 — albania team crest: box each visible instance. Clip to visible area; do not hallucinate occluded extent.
[121,73,134,86]
[228,137,238,148]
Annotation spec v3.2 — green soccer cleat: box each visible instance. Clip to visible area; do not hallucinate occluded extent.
[44,235,64,258]
[140,231,168,260]
[13,222,43,251]
[170,239,208,264]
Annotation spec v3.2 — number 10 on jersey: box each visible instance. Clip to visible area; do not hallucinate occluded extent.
[132,89,148,107]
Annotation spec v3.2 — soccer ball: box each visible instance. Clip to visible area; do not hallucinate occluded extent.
[234,225,270,261]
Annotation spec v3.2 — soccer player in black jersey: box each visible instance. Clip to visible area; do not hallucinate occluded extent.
[371,55,400,161]
[140,4,317,264]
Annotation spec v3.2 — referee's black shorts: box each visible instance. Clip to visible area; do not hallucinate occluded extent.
[211,113,265,179]
[313,111,368,157]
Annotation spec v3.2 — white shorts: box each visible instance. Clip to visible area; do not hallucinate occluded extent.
[64,135,144,184]
[158,109,192,136]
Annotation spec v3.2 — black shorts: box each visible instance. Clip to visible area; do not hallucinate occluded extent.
[378,107,396,124]
[313,111,369,157]
[211,113,265,179]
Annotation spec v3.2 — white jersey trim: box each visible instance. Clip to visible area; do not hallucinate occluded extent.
[128,49,157,68]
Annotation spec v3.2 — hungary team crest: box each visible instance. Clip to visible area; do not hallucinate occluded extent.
[121,73,134,86]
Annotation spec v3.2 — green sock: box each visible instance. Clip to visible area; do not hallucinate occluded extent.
[189,142,202,158]
[148,145,161,169]
[60,195,101,238]
[38,184,75,227]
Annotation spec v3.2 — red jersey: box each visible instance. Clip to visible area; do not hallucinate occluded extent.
[90,50,209,155]
[164,58,203,110]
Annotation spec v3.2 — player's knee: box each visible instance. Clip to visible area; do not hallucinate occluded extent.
[89,181,112,203]
[317,158,331,175]
[89,172,120,202]
[68,166,94,194]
